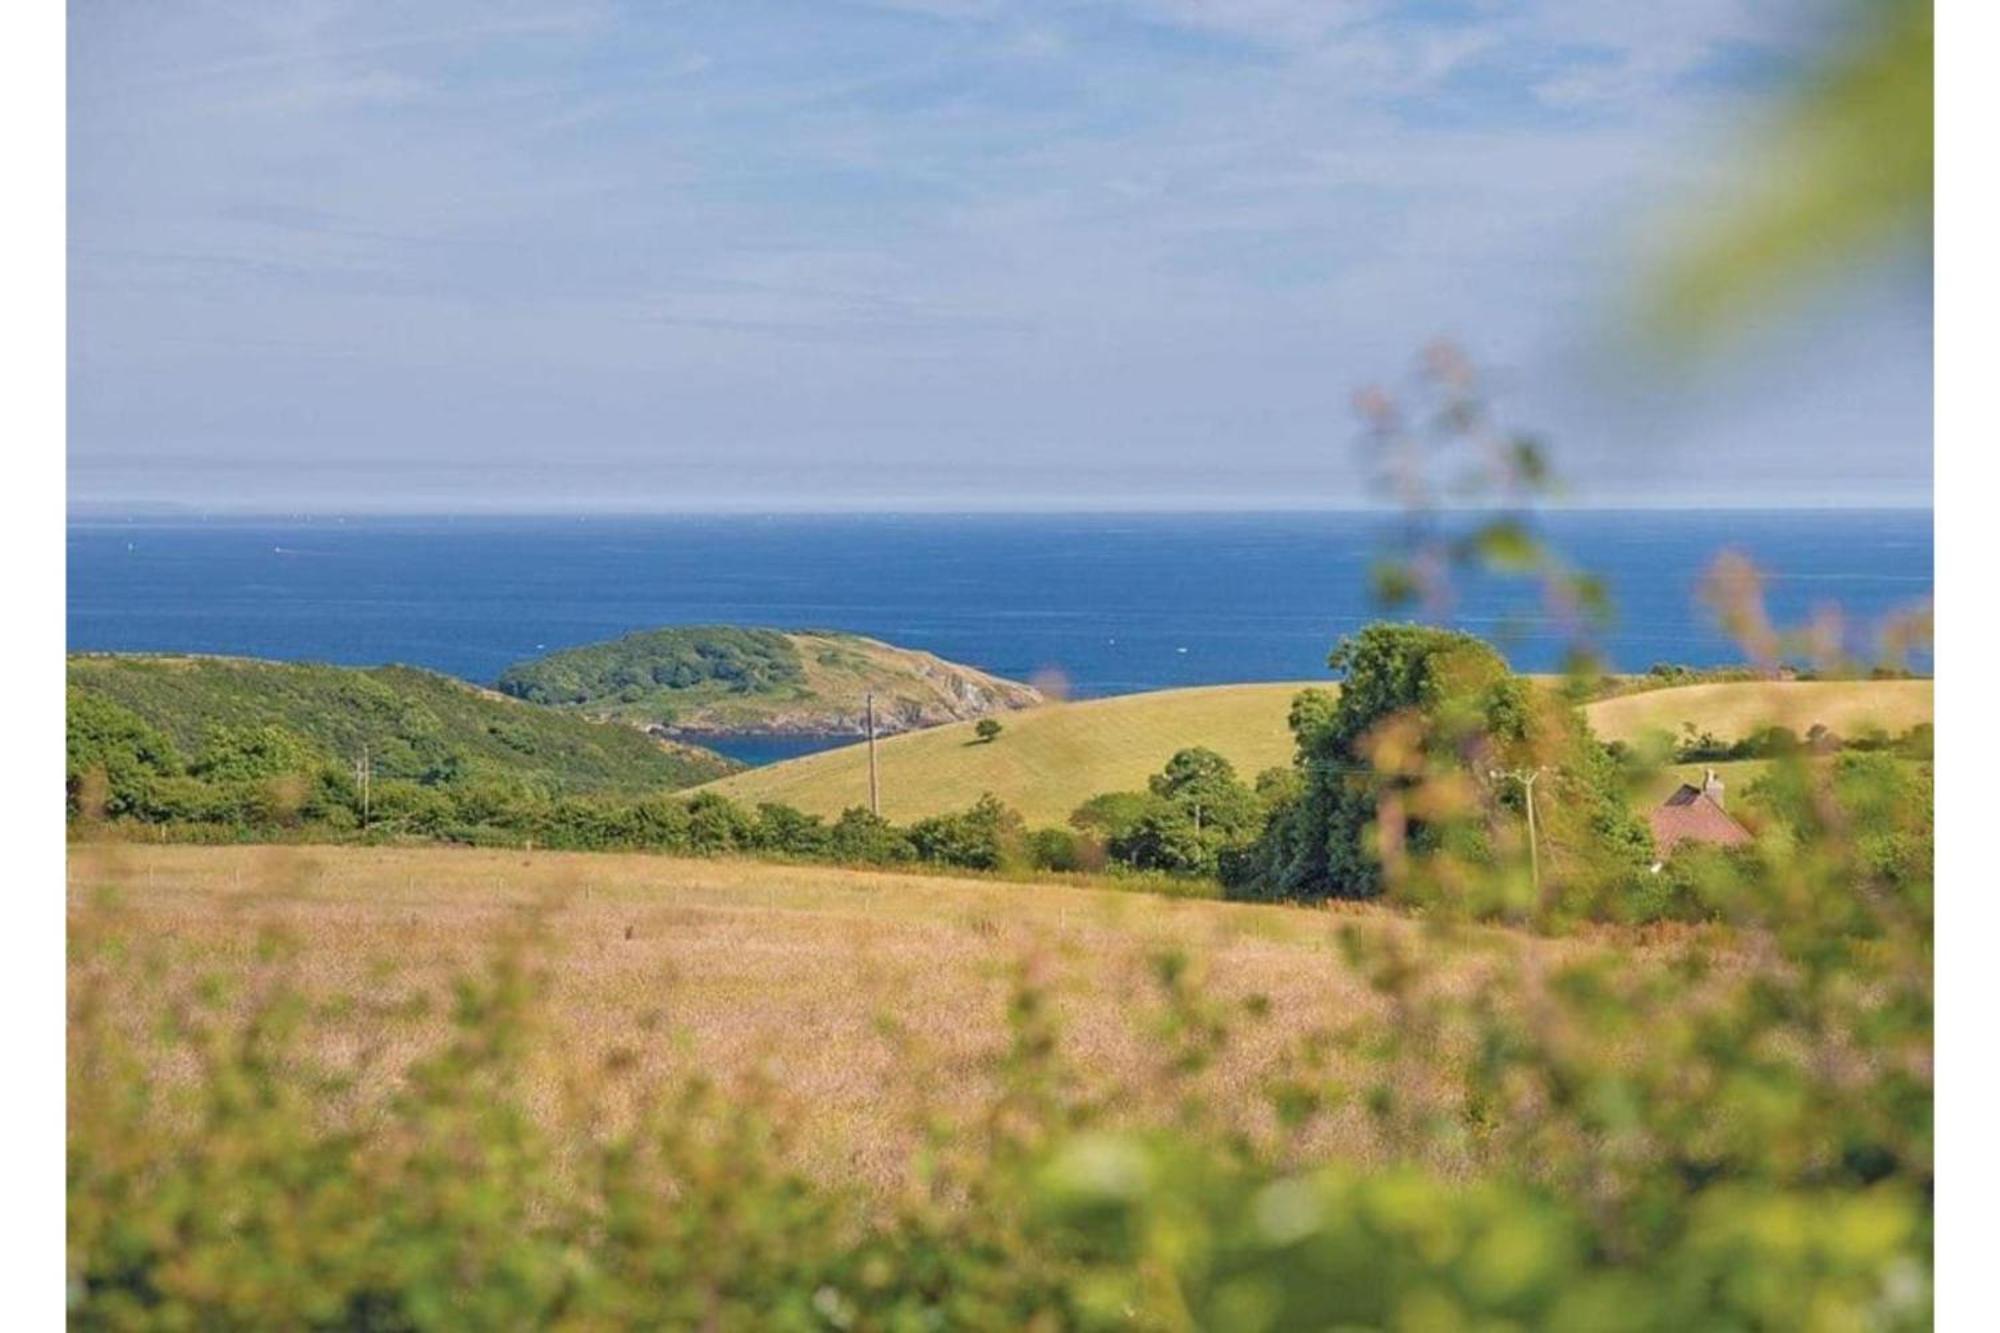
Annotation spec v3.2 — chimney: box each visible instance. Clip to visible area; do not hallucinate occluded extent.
[1703,767,1724,809]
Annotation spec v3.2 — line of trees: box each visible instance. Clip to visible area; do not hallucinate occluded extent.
[68,687,1111,878]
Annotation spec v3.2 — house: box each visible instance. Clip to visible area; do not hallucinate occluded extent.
[1648,768,1753,865]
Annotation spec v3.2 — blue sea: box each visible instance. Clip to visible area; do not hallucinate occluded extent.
[67,511,1933,764]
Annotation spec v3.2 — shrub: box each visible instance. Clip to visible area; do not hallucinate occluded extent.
[752,802,831,858]
[908,794,1027,871]
[824,807,914,864]
[1024,826,1096,873]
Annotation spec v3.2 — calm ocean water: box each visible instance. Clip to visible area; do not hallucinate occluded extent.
[67,511,1932,760]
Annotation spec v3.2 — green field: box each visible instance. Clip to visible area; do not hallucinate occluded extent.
[705,678,1934,825]
[702,681,1317,824]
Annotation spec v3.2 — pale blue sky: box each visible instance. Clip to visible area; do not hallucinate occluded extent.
[68,0,1931,511]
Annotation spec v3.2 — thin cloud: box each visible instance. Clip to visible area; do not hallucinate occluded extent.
[68,0,1927,512]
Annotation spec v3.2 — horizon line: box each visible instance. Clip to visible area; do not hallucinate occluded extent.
[67,499,1937,521]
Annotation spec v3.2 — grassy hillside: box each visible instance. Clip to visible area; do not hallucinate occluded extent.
[497,626,1041,736]
[702,682,1315,824]
[707,677,1935,825]
[68,654,737,794]
[1584,679,1934,746]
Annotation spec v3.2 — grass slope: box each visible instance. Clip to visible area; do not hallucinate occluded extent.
[707,677,1934,825]
[1584,679,1933,746]
[68,654,737,794]
[498,626,1041,735]
[702,682,1316,824]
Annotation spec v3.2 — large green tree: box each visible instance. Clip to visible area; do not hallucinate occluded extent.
[1225,623,1648,905]
[1104,747,1264,876]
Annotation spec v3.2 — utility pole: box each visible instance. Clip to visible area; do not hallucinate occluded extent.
[1490,766,1546,901]
[355,744,372,832]
[865,692,880,818]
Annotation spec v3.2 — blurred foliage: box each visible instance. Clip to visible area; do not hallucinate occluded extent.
[1648,0,1933,341]
[1354,341,1613,680]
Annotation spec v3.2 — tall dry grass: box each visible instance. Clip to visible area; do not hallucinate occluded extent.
[68,843,1598,1193]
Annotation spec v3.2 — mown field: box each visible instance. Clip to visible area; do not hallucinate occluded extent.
[702,682,1316,824]
[1584,678,1933,746]
[67,842,1573,1190]
[703,678,1934,824]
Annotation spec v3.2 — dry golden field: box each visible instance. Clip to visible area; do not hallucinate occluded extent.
[68,843,1601,1192]
[1584,678,1933,746]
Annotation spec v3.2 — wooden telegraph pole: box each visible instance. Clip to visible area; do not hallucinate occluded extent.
[865,692,880,817]
[1490,766,1546,901]
[355,744,372,832]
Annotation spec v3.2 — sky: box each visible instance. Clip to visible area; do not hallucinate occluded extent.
[68,0,1932,513]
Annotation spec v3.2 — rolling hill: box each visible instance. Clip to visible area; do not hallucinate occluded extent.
[1583,679,1934,746]
[700,682,1317,824]
[703,677,1934,825]
[496,626,1042,737]
[68,654,738,795]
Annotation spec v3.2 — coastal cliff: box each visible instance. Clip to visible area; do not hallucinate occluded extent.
[497,627,1043,739]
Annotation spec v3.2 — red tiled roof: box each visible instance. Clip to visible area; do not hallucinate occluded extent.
[1649,785,1753,857]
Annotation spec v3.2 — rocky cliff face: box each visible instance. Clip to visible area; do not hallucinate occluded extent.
[652,641,1043,738]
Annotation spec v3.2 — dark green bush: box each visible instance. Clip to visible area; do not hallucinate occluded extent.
[908,794,1026,871]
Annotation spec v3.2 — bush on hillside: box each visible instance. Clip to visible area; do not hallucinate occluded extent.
[907,794,1027,871]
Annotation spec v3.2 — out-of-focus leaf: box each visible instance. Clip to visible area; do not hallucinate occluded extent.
[1469,519,1543,574]
[1509,435,1551,489]
[1371,560,1421,608]
[1646,0,1931,344]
